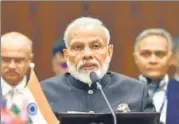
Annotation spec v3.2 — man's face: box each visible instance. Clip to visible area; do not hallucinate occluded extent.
[134,35,172,79]
[1,41,32,85]
[64,26,113,84]
[52,52,68,75]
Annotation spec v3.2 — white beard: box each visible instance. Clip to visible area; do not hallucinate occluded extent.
[67,57,111,86]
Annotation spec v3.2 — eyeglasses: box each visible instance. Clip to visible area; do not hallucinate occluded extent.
[59,62,68,69]
[1,57,28,65]
[69,41,107,54]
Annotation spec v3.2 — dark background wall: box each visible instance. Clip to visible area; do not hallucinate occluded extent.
[2,1,179,80]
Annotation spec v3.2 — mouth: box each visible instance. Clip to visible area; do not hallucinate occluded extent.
[79,63,98,72]
[6,71,19,76]
[146,67,160,71]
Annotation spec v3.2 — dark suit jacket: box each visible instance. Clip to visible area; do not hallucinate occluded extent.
[41,72,155,114]
[0,83,2,108]
[166,79,179,124]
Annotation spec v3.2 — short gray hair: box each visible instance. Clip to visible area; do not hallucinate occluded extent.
[134,28,173,52]
[63,17,110,47]
[1,32,33,53]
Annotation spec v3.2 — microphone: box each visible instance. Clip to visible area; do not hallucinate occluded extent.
[90,71,117,124]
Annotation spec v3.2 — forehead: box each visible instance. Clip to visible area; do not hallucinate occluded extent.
[1,43,30,58]
[68,26,107,45]
[138,35,168,51]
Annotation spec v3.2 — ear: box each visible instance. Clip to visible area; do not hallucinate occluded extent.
[63,49,68,61]
[108,44,113,61]
[169,54,177,67]
[27,53,34,69]
[28,53,34,62]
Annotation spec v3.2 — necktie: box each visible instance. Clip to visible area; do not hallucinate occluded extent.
[5,88,24,109]
[10,88,15,100]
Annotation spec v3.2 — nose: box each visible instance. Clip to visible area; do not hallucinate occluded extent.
[8,60,16,69]
[83,47,93,60]
[149,54,157,64]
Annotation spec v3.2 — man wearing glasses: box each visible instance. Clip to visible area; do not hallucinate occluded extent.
[42,17,155,114]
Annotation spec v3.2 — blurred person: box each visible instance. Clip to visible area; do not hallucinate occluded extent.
[0,80,2,106]
[133,28,173,124]
[166,36,179,124]
[173,36,179,80]
[41,17,155,114]
[1,32,46,123]
[52,39,68,75]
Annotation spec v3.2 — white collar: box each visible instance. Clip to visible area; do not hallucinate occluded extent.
[174,74,179,82]
[1,76,27,96]
[138,74,169,90]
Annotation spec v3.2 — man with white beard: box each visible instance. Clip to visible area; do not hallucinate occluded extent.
[41,17,155,114]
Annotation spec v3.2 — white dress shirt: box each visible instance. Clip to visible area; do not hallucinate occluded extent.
[139,75,169,124]
[174,74,179,82]
[1,77,46,124]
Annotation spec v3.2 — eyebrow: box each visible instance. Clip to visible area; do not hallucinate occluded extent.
[70,38,104,45]
[1,56,27,59]
[139,48,167,51]
[69,40,84,46]
[90,39,102,43]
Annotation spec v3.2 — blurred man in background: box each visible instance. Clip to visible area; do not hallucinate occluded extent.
[133,28,173,124]
[52,39,68,75]
[166,36,179,124]
[173,36,179,80]
[1,32,46,123]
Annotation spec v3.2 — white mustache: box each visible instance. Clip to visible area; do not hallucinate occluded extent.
[77,60,100,71]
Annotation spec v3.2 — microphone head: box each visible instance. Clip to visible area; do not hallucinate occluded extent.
[90,71,99,83]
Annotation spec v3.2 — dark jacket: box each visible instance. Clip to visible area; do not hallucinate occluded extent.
[41,72,155,114]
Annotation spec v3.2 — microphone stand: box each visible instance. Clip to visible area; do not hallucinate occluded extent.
[96,81,117,124]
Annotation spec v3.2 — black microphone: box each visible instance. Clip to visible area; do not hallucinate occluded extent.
[90,71,117,124]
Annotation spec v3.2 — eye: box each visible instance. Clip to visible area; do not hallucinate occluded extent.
[155,51,166,58]
[90,43,102,50]
[71,44,84,51]
[2,57,11,63]
[140,51,152,58]
[14,58,26,63]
